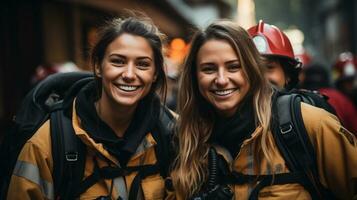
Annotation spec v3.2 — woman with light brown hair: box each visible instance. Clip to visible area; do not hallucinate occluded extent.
[168,20,357,200]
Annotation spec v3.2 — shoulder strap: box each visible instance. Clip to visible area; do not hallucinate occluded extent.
[274,94,335,199]
[50,104,86,200]
[152,106,175,178]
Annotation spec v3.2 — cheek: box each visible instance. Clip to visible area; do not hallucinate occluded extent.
[197,75,210,92]
[101,64,117,78]
[238,73,250,92]
[140,69,157,85]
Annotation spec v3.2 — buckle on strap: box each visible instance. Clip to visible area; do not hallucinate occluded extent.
[65,152,78,161]
[280,124,293,134]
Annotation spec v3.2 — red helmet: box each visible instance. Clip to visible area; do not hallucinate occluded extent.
[333,52,357,81]
[248,20,300,67]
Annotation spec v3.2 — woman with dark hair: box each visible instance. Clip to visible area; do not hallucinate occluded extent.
[169,20,357,200]
[7,17,175,200]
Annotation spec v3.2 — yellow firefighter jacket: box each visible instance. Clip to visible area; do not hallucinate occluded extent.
[167,102,357,200]
[7,100,166,200]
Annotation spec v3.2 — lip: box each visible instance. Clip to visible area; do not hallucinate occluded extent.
[210,88,238,98]
[114,83,141,93]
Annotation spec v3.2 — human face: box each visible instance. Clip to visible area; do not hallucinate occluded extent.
[97,33,156,109]
[265,60,287,89]
[196,39,250,117]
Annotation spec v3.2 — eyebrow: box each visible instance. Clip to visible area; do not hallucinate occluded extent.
[199,59,239,66]
[225,60,239,64]
[109,54,153,61]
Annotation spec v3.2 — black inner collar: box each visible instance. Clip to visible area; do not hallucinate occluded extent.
[76,81,160,166]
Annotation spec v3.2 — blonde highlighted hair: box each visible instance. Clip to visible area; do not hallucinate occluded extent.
[171,20,276,199]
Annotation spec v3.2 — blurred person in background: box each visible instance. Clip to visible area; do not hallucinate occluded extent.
[247,20,302,91]
[300,63,357,134]
[248,20,337,116]
[333,52,357,107]
[30,61,81,87]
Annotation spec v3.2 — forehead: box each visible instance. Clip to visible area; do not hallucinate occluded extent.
[106,33,153,58]
[197,39,238,63]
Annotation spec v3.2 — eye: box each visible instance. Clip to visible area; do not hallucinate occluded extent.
[266,64,275,70]
[227,63,240,72]
[110,58,125,66]
[200,64,216,74]
[136,60,151,69]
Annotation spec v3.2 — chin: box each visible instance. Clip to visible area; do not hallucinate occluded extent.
[113,96,140,107]
[214,105,237,116]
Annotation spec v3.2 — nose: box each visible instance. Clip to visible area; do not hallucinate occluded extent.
[122,63,136,82]
[215,68,229,87]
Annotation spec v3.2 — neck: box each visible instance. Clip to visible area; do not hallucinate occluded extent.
[95,95,137,138]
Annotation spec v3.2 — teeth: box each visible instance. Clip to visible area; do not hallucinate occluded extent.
[213,89,236,96]
[118,85,139,91]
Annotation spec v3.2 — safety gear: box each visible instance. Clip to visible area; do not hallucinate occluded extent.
[2,72,175,200]
[332,52,357,81]
[167,102,357,200]
[190,148,233,200]
[247,20,301,68]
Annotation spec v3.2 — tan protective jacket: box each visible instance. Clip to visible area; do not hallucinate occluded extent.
[7,101,166,200]
[167,103,357,200]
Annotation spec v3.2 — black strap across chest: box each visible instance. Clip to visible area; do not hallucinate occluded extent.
[223,171,317,200]
[72,158,160,200]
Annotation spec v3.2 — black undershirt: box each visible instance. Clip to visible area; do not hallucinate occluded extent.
[76,81,160,166]
[210,99,256,158]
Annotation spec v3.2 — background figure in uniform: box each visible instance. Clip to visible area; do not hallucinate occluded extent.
[248,20,341,123]
[333,51,357,107]
[247,20,302,90]
[168,20,357,200]
[6,17,174,200]
[300,63,357,134]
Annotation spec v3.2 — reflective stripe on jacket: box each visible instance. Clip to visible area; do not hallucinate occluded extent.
[7,100,165,200]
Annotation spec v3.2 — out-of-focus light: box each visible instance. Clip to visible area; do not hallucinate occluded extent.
[284,28,304,46]
[237,0,256,29]
[169,38,187,63]
[284,28,311,65]
[284,28,305,54]
[171,38,186,51]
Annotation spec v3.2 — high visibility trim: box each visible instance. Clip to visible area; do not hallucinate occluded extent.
[114,177,128,200]
[13,160,54,200]
[133,137,153,157]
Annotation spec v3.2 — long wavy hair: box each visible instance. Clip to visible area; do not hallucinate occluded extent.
[171,20,275,199]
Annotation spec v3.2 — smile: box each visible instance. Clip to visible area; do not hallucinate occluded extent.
[211,88,237,96]
[117,84,140,92]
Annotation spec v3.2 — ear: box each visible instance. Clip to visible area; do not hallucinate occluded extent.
[95,65,102,78]
[285,76,291,85]
[153,73,158,82]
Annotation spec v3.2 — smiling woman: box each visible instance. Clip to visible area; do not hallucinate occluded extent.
[169,20,357,200]
[196,39,250,117]
[96,33,157,126]
[6,17,176,200]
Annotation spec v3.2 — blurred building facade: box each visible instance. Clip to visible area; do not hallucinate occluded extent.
[254,0,357,66]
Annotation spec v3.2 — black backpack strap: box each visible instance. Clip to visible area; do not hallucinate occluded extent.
[274,94,335,199]
[58,107,173,200]
[50,106,86,200]
[126,107,174,199]
[70,160,159,200]
[152,106,175,178]
[222,171,311,200]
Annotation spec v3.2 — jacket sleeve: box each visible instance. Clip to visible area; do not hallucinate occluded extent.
[7,124,54,200]
[302,103,357,199]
